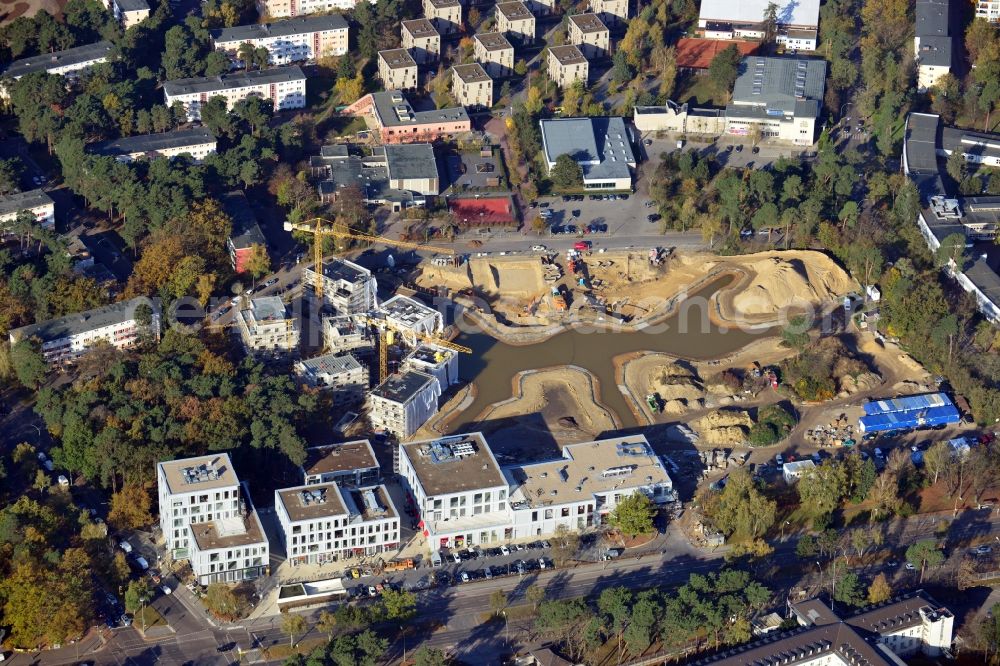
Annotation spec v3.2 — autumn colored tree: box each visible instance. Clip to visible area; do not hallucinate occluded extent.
[108,484,153,531]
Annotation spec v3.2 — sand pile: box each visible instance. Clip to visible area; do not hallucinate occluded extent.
[468,257,545,296]
[839,372,883,395]
[730,254,858,317]
[701,426,748,446]
[664,399,689,414]
[698,409,754,430]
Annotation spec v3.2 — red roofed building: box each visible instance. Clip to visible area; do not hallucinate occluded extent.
[675,38,758,70]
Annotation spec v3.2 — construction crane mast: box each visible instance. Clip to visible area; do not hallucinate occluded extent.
[283,218,454,301]
[357,314,471,383]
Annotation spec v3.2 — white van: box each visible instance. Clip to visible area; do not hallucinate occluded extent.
[431,550,443,568]
[119,541,133,554]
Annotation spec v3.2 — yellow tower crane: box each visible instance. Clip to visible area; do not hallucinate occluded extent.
[357,314,472,383]
[283,218,455,301]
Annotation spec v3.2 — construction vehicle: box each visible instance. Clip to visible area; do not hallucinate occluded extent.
[383,558,415,573]
[551,286,567,311]
[357,313,471,383]
[283,217,454,301]
[646,393,661,413]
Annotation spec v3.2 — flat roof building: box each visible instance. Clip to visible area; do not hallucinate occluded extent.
[302,256,377,314]
[188,491,269,585]
[310,142,440,210]
[725,56,826,146]
[547,45,588,89]
[302,440,380,486]
[403,344,460,387]
[401,18,440,65]
[163,66,307,121]
[451,63,493,110]
[539,117,636,190]
[423,0,462,35]
[213,14,350,65]
[378,49,418,91]
[8,296,160,364]
[340,90,471,144]
[380,294,444,339]
[0,189,55,230]
[369,370,441,439]
[235,295,300,358]
[294,352,366,406]
[474,32,515,78]
[590,0,628,24]
[567,14,610,58]
[89,127,216,163]
[156,454,242,556]
[496,1,535,45]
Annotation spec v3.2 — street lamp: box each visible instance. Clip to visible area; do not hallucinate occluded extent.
[839,102,853,123]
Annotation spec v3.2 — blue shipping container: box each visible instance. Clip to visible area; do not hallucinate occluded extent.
[863,392,952,416]
[858,403,960,433]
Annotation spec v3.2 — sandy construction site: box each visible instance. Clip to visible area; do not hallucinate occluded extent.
[418,249,859,329]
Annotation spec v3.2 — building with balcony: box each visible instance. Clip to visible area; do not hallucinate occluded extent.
[301,440,381,486]
[496,1,535,45]
[423,0,462,35]
[401,18,441,64]
[474,32,515,77]
[234,296,299,357]
[977,0,1000,21]
[567,13,609,58]
[255,0,366,18]
[8,297,160,364]
[212,14,349,65]
[378,49,419,90]
[452,63,493,110]
[156,454,243,559]
[163,66,307,121]
[340,91,471,144]
[381,294,444,340]
[915,0,952,91]
[403,344,460,387]
[369,370,441,439]
[303,256,378,314]
[0,189,55,230]
[547,45,588,88]
[188,496,269,585]
[89,127,217,162]
[294,352,366,405]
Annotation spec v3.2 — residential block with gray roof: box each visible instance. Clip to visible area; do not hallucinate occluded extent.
[473,32,515,77]
[915,0,952,90]
[452,63,493,110]
[8,296,160,364]
[401,18,440,64]
[567,13,609,58]
[369,370,441,439]
[302,256,378,314]
[547,44,588,89]
[539,117,636,190]
[163,66,306,121]
[301,440,380,486]
[725,56,826,146]
[212,14,349,66]
[378,49,419,90]
[89,127,217,162]
[496,1,535,45]
[2,40,113,82]
[294,352,367,405]
[0,189,55,230]
[423,0,462,35]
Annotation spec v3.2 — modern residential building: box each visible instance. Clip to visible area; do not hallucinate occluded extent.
[698,0,819,50]
[401,18,441,65]
[701,592,953,665]
[474,33,515,78]
[423,0,462,35]
[276,482,400,565]
[506,436,675,538]
[89,127,217,162]
[451,63,493,110]
[496,1,536,45]
[914,0,952,91]
[567,14,610,58]
[310,143,440,209]
[977,0,1000,21]
[527,0,555,15]
[724,56,826,146]
[234,296,300,357]
[188,493,269,585]
[547,45,588,89]
[104,0,149,28]
[2,40,113,82]
[368,370,441,439]
[163,66,307,121]
[589,0,628,24]
[8,297,160,364]
[212,15,350,65]
[255,0,366,18]
[301,440,380,486]
[403,344,460,387]
[156,454,243,558]
[302,256,378,314]
[378,49,419,90]
[294,352,367,405]
[340,90,471,144]
[322,314,377,354]
[222,191,270,274]
[0,189,55,231]
[398,433,510,548]
[539,117,636,190]
[381,294,444,340]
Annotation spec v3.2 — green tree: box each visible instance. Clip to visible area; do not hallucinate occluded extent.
[125,578,151,613]
[412,646,450,666]
[526,584,546,611]
[108,484,153,531]
[549,153,583,190]
[281,612,308,647]
[906,540,945,584]
[797,461,848,525]
[923,441,951,485]
[936,232,967,268]
[795,534,817,558]
[703,468,776,541]
[833,572,866,606]
[550,524,580,566]
[317,609,337,639]
[608,492,656,538]
[490,589,507,616]
[204,583,241,620]
[380,588,417,620]
[707,44,741,98]
[10,338,46,389]
[781,315,810,350]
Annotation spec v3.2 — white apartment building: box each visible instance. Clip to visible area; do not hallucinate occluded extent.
[378,49,419,91]
[188,499,269,585]
[547,45,588,89]
[256,0,369,18]
[401,18,441,65]
[163,66,307,121]
[213,15,349,66]
[294,352,366,406]
[380,294,444,341]
[0,189,55,230]
[156,454,242,558]
[301,440,381,487]
[105,0,149,28]
[506,436,675,538]
[302,256,378,314]
[369,370,441,439]
[89,127,217,162]
[398,434,511,549]
[276,483,400,565]
[474,32,515,78]
[452,63,493,110]
[590,0,628,24]
[403,344,459,388]
[424,0,462,35]
[235,296,299,357]
[698,0,819,51]
[496,1,535,44]
[8,297,160,364]
[2,40,113,84]
[567,13,610,58]
[978,0,1000,21]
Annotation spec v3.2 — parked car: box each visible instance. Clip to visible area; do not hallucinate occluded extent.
[263,277,279,288]
[119,541,133,554]
[499,545,510,556]
[531,245,547,252]
[160,585,172,595]
[460,571,470,583]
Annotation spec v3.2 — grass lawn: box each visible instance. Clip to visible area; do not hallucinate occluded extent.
[135,606,166,630]
[478,603,537,624]
[262,637,327,661]
[675,74,728,107]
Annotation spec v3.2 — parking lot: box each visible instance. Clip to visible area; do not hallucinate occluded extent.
[528,192,662,238]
